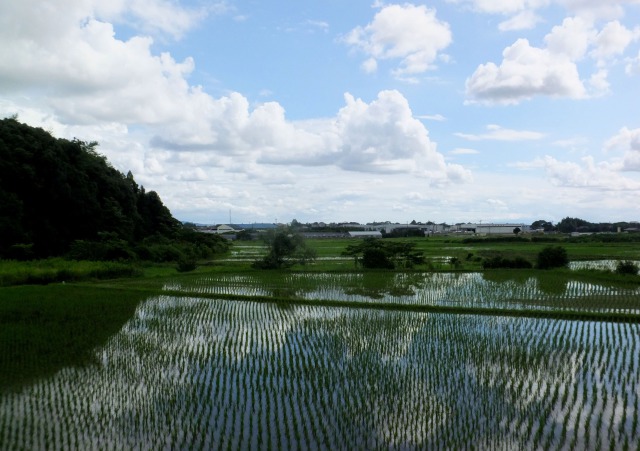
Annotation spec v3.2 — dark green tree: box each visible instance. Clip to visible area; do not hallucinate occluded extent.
[361,246,394,269]
[556,217,590,233]
[615,260,639,275]
[536,246,569,269]
[253,230,316,269]
[531,220,554,232]
[0,117,229,262]
[235,229,255,241]
[342,238,424,269]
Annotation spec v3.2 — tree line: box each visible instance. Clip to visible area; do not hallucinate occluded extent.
[0,118,228,264]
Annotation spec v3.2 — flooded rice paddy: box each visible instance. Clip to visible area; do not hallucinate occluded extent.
[1,271,639,449]
[164,270,640,315]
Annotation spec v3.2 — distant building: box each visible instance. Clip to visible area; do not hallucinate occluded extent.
[349,231,382,238]
[457,223,526,235]
[302,232,349,239]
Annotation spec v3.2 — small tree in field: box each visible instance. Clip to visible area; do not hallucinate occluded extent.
[536,245,569,269]
[615,260,639,275]
[252,230,316,269]
[342,238,424,269]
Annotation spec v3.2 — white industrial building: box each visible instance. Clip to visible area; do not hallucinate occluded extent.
[457,223,526,235]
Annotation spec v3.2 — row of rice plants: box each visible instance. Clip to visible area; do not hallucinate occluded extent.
[163,271,640,314]
[1,295,638,449]
[570,260,640,272]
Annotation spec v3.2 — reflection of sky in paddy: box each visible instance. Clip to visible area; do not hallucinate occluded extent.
[163,271,640,313]
[1,297,639,450]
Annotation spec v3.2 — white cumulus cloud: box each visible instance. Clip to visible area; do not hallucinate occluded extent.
[605,127,640,171]
[446,0,551,15]
[0,0,221,127]
[455,124,545,141]
[465,38,586,104]
[460,1,640,104]
[498,10,543,31]
[522,155,640,190]
[590,20,640,62]
[255,90,471,184]
[343,3,452,78]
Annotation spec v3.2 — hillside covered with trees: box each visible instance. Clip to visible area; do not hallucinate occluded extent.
[0,117,228,262]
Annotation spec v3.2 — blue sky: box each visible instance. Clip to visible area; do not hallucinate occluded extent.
[1,0,639,225]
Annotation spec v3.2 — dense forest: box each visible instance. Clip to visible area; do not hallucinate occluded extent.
[0,117,228,262]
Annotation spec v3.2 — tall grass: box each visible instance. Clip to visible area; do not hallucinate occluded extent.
[0,259,141,287]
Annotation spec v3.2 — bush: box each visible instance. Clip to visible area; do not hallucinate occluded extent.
[140,244,184,262]
[482,255,532,269]
[462,236,529,244]
[67,238,136,261]
[342,238,424,269]
[176,257,197,272]
[362,248,394,269]
[536,246,569,270]
[5,243,35,261]
[615,260,639,275]
[253,231,316,269]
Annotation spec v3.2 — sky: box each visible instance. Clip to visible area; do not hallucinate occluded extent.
[1,0,640,226]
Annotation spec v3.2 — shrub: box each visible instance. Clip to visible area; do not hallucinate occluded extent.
[253,231,316,269]
[482,255,532,269]
[462,236,529,244]
[142,244,184,262]
[615,260,639,275]
[5,243,35,261]
[342,238,424,269]
[67,238,136,261]
[176,258,197,273]
[362,247,394,269]
[536,246,569,270]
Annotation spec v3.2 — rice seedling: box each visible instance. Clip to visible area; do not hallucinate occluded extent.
[159,269,640,318]
[2,258,640,448]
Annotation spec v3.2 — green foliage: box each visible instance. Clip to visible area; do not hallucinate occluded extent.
[615,260,639,276]
[383,228,425,238]
[462,235,529,244]
[67,232,136,261]
[176,257,197,273]
[556,217,591,233]
[482,255,533,269]
[235,229,255,241]
[252,230,317,269]
[536,246,569,270]
[555,217,630,234]
[0,118,229,265]
[0,118,177,258]
[4,243,35,261]
[0,284,145,389]
[0,259,141,287]
[342,238,425,269]
[567,233,640,243]
[531,220,554,232]
[531,236,563,243]
[362,246,394,269]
